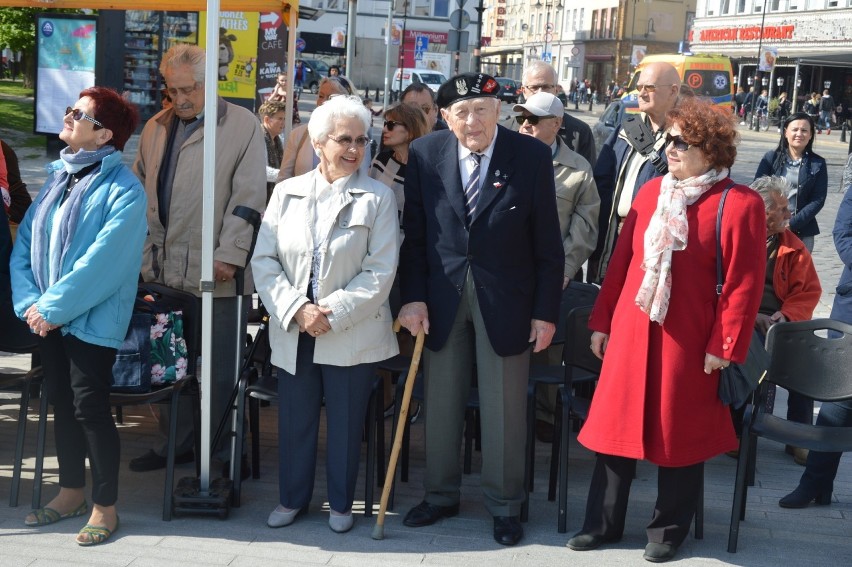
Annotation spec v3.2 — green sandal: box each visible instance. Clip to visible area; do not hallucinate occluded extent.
[76,517,119,546]
[24,501,88,527]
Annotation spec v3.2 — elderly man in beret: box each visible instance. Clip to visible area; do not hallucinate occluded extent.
[398,72,563,545]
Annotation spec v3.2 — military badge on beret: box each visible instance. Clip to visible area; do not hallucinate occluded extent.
[437,72,500,109]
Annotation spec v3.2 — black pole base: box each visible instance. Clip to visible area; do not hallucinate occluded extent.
[172,477,233,519]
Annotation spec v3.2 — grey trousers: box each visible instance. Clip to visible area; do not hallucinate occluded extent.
[422,271,531,517]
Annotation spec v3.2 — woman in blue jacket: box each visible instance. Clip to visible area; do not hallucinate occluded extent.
[755,112,828,253]
[11,87,147,546]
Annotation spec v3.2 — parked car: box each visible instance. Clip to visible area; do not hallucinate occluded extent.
[301,58,330,94]
[495,77,521,103]
[392,68,448,95]
[592,98,629,151]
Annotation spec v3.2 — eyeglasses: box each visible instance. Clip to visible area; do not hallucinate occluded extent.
[514,114,553,126]
[665,133,692,152]
[384,120,405,131]
[164,83,201,98]
[65,106,103,129]
[636,83,674,93]
[327,134,371,149]
[522,83,554,92]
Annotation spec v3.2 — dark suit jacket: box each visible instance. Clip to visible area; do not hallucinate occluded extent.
[559,112,597,167]
[399,125,563,356]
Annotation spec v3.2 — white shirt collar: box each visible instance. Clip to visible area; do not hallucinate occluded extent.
[458,128,499,162]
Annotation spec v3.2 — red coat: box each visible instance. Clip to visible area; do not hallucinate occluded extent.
[773,229,821,322]
[579,178,766,467]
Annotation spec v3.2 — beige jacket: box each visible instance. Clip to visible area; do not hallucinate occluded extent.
[553,139,600,278]
[277,124,314,181]
[133,98,267,297]
[252,168,400,374]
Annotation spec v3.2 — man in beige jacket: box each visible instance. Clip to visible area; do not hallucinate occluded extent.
[130,44,266,476]
[514,91,600,441]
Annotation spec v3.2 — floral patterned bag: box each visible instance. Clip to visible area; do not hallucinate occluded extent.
[111,287,190,392]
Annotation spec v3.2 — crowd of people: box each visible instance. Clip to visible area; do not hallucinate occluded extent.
[2,47,850,563]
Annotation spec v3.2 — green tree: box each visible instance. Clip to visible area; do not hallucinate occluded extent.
[0,8,80,87]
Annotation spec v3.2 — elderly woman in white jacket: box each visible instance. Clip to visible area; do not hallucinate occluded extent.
[252,95,399,534]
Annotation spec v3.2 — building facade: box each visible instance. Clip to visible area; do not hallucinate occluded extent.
[689,1,852,112]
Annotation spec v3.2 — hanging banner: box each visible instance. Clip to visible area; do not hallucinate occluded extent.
[330,26,346,48]
[256,11,289,107]
[385,20,403,46]
[199,11,260,101]
[758,46,778,72]
[631,45,647,67]
[35,14,97,135]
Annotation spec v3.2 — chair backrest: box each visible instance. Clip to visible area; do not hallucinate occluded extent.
[551,281,600,345]
[0,298,38,354]
[765,318,852,402]
[138,283,201,375]
[562,305,602,380]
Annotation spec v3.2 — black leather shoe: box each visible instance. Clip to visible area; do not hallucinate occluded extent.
[535,419,554,443]
[566,532,621,551]
[643,542,678,563]
[779,485,832,508]
[129,449,194,472]
[493,516,523,546]
[402,501,459,527]
[221,457,251,481]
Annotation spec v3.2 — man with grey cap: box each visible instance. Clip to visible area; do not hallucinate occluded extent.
[515,91,600,441]
[398,73,563,545]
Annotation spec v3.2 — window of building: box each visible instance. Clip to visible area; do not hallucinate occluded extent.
[737,0,747,12]
[538,13,543,34]
[433,0,449,18]
[591,10,598,39]
[754,0,764,12]
[610,8,618,38]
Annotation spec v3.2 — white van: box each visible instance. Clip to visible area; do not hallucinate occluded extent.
[392,68,447,95]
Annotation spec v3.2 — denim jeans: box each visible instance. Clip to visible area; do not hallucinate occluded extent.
[797,400,852,492]
[819,110,833,131]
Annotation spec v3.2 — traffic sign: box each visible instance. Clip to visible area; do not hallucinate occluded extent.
[541,52,552,62]
[450,9,471,29]
[545,22,554,33]
[414,35,429,61]
[295,37,306,52]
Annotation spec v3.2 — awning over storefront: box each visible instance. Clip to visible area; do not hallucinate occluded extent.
[794,51,852,68]
[585,54,614,62]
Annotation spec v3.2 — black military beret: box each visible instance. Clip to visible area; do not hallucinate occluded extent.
[436,72,501,109]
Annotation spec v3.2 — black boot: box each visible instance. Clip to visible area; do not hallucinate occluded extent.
[779,485,832,508]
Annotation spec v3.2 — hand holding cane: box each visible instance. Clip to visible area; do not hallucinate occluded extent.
[371,321,425,540]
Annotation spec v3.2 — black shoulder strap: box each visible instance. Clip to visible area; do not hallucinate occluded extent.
[715,180,738,296]
[621,114,668,175]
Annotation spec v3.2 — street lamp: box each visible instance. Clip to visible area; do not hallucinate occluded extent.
[776,77,784,87]
[824,80,832,90]
[761,76,768,87]
[628,0,651,78]
[535,0,562,65]
[747,76,754,86]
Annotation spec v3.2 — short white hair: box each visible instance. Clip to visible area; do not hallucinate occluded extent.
[308,95,371,142]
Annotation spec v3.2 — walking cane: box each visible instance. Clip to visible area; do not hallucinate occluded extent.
[371,321,426,540]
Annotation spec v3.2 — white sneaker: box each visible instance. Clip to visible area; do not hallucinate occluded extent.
[329,510,354,533]
[267,505,301,528]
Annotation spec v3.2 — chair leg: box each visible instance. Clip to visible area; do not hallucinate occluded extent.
[10,380,31,507]
[32,392,48,510]
[231,369,251,508]
[557,389,571,534]
[548,390,562,502]
[728,432,751,552]
[115,405,123,425]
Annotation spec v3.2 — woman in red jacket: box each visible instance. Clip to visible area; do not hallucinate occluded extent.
[567,99,766,563]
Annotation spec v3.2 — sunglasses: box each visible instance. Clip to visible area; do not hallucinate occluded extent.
[665,133,692,152]
[636,83,674,93]
[65,106,103,129]
[327,134,371,149]
[514,114,553,126]
[522,84,554,92]
[384,120,405,131]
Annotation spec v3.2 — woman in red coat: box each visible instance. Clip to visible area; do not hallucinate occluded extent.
[567,99,766,563]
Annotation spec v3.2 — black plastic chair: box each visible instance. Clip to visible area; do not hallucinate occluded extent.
[728,318,852,553]
[524,281,599,502]
[32,283,201,521]
[1,300,45,508]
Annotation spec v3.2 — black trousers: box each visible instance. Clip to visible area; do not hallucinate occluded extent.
[580,453,703,546]
[40,331,119,506]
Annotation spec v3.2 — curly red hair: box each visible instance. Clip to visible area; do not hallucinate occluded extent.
[667,98,738,170]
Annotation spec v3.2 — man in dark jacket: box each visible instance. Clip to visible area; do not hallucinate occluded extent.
[587,62,680,283]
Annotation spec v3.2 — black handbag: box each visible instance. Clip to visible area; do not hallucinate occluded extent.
[715,183,769,409]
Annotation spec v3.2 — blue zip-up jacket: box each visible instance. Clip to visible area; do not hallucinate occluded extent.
[10,151,148,348]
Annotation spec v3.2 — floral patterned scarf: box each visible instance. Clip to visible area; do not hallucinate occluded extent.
[635,167,729,323]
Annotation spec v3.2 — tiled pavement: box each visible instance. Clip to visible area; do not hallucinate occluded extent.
[1,108,851,566]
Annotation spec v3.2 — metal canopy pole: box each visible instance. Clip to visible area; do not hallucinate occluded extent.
[198,0,222,497]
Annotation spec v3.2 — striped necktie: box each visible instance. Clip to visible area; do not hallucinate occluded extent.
[465,153,482,224]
